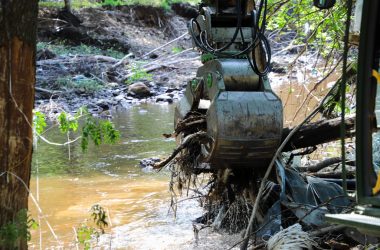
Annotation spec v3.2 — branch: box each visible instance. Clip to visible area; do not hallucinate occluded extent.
[153,131,208,170]
[282,115,355,152]
[298,157,342,172]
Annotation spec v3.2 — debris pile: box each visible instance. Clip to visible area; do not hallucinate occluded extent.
[154,73,380,249]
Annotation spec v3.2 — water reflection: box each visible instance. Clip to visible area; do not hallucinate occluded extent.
[29,75,339,248]
[29,103,176,248]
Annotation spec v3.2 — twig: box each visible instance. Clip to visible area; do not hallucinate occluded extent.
[0,171,62,246]
[73,227,79,250]
[296,195,348,224]
[141,33,188,58]
[310,170,355,178]
[240,80,342,250]
[309,225,346,237]
[298,157,342,172]
[154,131,208,170]
[110,52,133,69]
[35,87,63,94]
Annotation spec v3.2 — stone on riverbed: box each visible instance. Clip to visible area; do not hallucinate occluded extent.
[156,94,173,103]
[139,157,161,168]
[128,82,151,98]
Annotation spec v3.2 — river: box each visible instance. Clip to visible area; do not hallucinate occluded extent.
[29,103,242,249]
[28,73,338,249]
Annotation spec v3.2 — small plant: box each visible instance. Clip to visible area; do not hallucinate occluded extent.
[33,111,47,135]
[171,46,183,54]
[76,205,109,250]
[58,112,79,134]
[56,76,103,93]
[126,64,153,84]
[77,224,97,250]
[102,0,125,6]
[37,42,125,59]
[90,205,108,233]
[33,107,120,153]
[81,116,120,151]
[0,209,38,248]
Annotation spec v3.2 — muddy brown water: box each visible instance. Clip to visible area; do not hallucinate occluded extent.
[28,74,338,249]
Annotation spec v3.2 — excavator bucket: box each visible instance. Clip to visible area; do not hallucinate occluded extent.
[175,59,283,169]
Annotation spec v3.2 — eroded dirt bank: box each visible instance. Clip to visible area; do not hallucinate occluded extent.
[36,4,201,116]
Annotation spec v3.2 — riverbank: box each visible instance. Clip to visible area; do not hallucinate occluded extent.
[36,4,201,117]
[35,4,322,120]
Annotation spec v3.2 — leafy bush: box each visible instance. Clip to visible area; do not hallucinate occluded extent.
[0,210,38,248]
[37,42,125,59]
[56,76,103,93]
[267,0,347,63]
[126,64,153,84]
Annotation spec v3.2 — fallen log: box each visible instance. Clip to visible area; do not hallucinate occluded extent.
[282,115,355,152]
[298,157,342,172]
[310,170,356,179]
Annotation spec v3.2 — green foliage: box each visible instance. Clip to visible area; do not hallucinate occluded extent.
[102,0,124,6]
[77,224,97,250]
[171,46,183,54]
[52,108,121,152]
[267,0,347,62]
[81,115,120,151]
[126,64,153,84]
[76,204,109,249]
[56,76,103,93]
[33,111,47,135]
[37,42,125,59]
[90,205,108,233]
[0,209,38,248]
[39,0,99,9]
[58,112,79,133]
[39,0,200,9]
[332,84,355,115]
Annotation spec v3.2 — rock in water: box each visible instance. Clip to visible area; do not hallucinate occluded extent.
[128,82,151,98]
[139,157,161,168]
[156,94,173,103]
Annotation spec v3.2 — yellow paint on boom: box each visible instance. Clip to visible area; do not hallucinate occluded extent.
[373,70,380,83]
[373,173,380,195]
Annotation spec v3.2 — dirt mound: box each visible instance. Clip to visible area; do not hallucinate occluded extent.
[38,5,190,55]
[171,3,198,19]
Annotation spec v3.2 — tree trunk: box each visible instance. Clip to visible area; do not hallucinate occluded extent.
[0,0,38,249]
[282,116,356,152]
[64,0,72,12]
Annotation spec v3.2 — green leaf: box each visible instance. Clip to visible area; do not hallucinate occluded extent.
[33,111,47,135]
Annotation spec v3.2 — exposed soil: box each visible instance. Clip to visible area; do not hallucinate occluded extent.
[35,4,201,117]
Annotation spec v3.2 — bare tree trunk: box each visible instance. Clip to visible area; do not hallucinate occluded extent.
[64,0,72,12]
[0,0,38,249]
[282,116,356,152]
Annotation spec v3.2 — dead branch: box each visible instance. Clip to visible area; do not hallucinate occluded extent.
[282,115,355,152]
[109,53,133,69]
[310,170,356,179]
[35,87,62,94]
[141,32,188,58]
[298,157,342,172]
[309,225,346,237]
[153,131,208,170]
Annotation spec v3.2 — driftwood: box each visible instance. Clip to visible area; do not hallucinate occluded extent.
[156,115,356,171]
[153,131,208,170]
[298,157,342,172]
[282,115,355,152]
[311,170,356,179]
[297,157,356,173]
[35,87,62,95]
